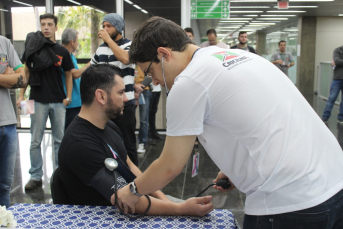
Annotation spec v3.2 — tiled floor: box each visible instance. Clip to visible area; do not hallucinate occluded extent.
[9,94,343,228]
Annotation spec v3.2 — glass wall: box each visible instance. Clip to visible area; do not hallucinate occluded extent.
[263,22,298,84]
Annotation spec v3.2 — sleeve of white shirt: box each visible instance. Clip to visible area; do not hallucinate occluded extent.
[166,76,209,136]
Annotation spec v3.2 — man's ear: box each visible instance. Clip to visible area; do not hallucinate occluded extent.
[157,47,171,61]
[95,89,107,105]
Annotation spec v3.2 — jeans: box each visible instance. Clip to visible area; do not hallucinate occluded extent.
[138,90,152,144]
[0,124,17,208]
[243,188,343,229]
[149,91,161,131]
[29,102,66,180]
[322,79,343,120]
[112,104,137,165]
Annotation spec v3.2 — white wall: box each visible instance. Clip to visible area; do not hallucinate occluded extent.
[124,11,149,40]
[314,17,343,91]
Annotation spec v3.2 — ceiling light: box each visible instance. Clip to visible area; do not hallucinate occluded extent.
[133,4,142,10]
[141,9,148,14]
[274,6,318,8]
[267,11,306,13]
[339,14,343,16]
[67,0,81,5]
[217,26,242,28]
[243,15,258,17]
[218,22,246,24]
[231,0,275,2]
[0,9,8,11]
[289,0,333,1]
[230,6,270,8]
[13,0,33,6]
[230,11,264,13]
[124,0,133,4]
[220,18,252,20]
[258,18,289,20]
[250,22,275,25]
[261,15,297,17]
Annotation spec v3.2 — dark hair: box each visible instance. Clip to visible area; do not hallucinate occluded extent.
[39,13,58,26]
[238,31,247,37]
[80,64,124,106]
[206,29,217,36]
[129,16,192,64]
[278,40,286,46]
[184,27,194,35]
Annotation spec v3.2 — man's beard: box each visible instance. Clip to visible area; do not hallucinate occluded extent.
[110,30,120,41]
[105,96,123,120]
[239,41,246,45]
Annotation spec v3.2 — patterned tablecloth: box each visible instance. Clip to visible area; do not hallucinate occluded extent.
[8,203,241,228]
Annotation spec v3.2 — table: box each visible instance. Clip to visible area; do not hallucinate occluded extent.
[8,203,241,228]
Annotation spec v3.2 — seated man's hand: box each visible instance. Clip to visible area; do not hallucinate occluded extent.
[179,196,213,216]
[4,67,14,74]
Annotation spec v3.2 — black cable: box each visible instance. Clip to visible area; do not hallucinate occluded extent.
[196,184,214,197]
[196,179,232,197]
[113,172,151,218]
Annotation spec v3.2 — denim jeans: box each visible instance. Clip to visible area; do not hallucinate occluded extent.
[0,124,17,208]
[138,90,152,144]
[29,102,65,180]
[322,80,343,120]
[243,188,343,229]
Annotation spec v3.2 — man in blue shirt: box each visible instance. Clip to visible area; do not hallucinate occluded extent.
[61,28,90,130]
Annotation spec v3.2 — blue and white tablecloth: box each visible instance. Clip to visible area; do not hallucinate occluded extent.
[8,203,241,228]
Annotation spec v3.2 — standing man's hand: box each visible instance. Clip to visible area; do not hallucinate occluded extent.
[98,29,112,44]
[4,67,14,74]
[275,60,283,65]
[213,171,235,192]
[332,60,336,66]
[112,184,140,214]
[287,64,291,68]
[134,84,144,94]
[16,95,25,109]
[63,99,71,107]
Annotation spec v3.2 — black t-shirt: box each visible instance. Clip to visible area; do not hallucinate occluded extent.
[23,43,74,103]
[58,116,129,206]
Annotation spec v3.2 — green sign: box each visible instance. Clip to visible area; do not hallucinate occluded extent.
[191,0,230,19]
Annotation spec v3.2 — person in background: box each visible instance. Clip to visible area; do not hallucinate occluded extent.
[184,27,194,41]
[230,31,256,53]
[61,28,90,130]
[134,66,151,154]
[322,45,343,124]
[91,13,141,165]
[270,40,294,77]
[200,29,228,49]
[0,35,26,208]
[17,13,74,190]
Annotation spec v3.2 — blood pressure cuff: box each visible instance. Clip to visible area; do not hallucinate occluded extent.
[89,163,136,202]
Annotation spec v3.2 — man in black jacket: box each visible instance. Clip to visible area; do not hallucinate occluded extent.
[322,46,343,123]
[17,13,74,190]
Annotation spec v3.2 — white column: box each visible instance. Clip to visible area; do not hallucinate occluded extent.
[45,0,53,14]
[116,0,124,16]
[181,0,191,28]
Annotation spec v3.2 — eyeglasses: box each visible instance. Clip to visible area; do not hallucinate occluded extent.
[144,56,156,77]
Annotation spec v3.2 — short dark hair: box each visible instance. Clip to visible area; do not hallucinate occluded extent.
[238,31,247,37]
[278,40,286,46]
[206,29,217,36]
[129,16,192,64]
[184,27,194,35]
[40,13,58,26]
[80,64,124,106]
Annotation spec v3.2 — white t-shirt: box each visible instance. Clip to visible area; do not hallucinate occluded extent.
[166,46,343,215]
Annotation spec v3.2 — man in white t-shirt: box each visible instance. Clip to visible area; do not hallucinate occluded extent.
[116,17,343,229]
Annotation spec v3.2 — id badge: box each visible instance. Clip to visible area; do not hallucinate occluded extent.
[192,152,200,177]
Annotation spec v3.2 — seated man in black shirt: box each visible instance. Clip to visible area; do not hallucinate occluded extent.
[58,64,213,216]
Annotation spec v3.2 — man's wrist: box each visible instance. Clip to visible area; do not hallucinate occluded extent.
[66,97,72,104]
